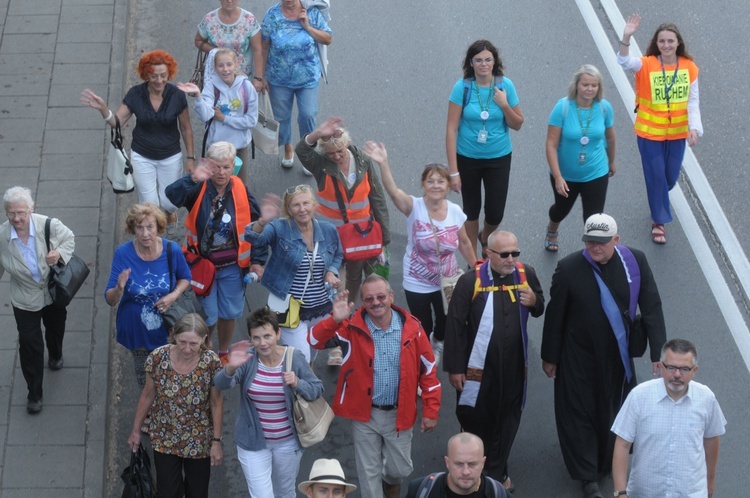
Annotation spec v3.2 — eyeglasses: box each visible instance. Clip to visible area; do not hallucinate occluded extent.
[285,184,314,195]
[6,210,30,219]
[472,57,494,65]
[661,362,694,374]
[487,249,521,259]
[363,294,389,304]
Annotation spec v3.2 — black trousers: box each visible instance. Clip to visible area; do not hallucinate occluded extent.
[153,451,211,498]
[548,173,609,224]
[13,304,67,401]
[404,289,446,341]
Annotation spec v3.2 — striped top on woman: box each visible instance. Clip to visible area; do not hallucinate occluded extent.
[246,353,294,441]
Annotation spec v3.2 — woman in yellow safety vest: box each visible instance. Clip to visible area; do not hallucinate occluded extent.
[618,14,702,245]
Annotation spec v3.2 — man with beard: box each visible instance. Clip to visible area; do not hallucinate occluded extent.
[541,213,666,498]
[611,339,726,498]
[443,230,544,492]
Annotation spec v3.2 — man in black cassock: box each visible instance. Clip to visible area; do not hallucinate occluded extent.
[444,230,544,493]
[541,214,666,498]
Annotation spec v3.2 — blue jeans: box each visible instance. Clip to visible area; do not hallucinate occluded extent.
[637,137,686,224]
[268,83,320,146]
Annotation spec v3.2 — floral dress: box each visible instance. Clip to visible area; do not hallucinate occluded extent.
[198,8,261,75]
[144,346,222,458]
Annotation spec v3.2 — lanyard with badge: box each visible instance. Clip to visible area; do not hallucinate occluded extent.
[577,103,594,164]
[659,56,680,123]
[474,81,492,143]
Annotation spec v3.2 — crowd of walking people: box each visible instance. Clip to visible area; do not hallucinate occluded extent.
[1,2,728,497]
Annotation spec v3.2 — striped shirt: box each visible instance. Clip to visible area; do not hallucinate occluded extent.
[366,312,402,406]
[247,353,294,441]
[289,249,329,309]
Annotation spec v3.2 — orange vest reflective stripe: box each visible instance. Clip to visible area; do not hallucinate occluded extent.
[184,177,252,268]
[316,173,372,227]
[634,56,698,141]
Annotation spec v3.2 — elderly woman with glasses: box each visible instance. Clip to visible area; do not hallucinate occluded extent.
[1,186,76,414]
[244,184,342,363]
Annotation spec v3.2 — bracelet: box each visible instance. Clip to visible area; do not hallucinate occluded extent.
[449,172,460,177]
[211,437,222,443]
[187,156,195,160]
[253,76,263,82]
[619,40,630,47]
[104,110,113,121]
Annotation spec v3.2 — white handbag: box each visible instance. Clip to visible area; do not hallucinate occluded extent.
[285,346,334,448]
[251,92,280,156]
[107,115,135,193]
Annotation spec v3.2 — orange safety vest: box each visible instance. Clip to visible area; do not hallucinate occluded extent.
[634,55,698,141]
[184,177,253,268]
[316,173,372,227]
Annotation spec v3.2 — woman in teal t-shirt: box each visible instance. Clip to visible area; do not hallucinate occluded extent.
[544,64,616,252]
[446,39,524,259]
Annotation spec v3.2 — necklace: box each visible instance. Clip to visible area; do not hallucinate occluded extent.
[576,102,594,146]
[659,56,680,123]
[473,80,492,122]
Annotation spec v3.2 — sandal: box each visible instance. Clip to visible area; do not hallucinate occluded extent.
[544,230,559,252]
[500,474,515,493]
[477,234,488,259]
[327,346,343,366]
[651,223,666,244]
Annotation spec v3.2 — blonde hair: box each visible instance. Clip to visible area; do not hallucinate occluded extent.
[124,202,167,235]
[281,185,317,219]
[168,313,210,350]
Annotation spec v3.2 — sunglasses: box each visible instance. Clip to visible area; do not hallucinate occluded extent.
[487,249,521,259]
[363,294,389,304]
[285,184,314,195]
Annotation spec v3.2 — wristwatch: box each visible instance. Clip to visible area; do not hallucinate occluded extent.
[613,492,627,497]
[253,76,263,82]
[212,437,223,443]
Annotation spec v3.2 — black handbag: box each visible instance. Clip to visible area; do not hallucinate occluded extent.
[627,313,647,358]
[164,240,207,328]
[44,218,90,307]
[120,444,156,498]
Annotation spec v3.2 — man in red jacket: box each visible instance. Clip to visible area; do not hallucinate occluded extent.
[310,274,442,498]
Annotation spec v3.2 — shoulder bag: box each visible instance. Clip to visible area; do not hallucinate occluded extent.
[188,48,208,91]
[285,346,334,448]
[164,240,207,329]
[120,443,156,498]
[107,115,135,194]
[44,218,90,307]
[251,91,280,156]
[267,241,318,328]
[427,214,463,312]
[332,178,383,262]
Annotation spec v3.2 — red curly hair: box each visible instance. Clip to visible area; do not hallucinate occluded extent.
[136,50,178,80]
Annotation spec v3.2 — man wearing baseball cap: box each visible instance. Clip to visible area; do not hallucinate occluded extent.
[541,213,666,498]
[298,458,357,497]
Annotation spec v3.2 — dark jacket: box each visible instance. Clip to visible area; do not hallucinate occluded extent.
[405,473,510,498]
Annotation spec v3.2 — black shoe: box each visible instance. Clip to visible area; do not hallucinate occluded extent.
[582,480,603,498]
[27,399,43,414]
[48,356,64,370]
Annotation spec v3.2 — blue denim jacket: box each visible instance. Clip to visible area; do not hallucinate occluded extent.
[244,218,342,299]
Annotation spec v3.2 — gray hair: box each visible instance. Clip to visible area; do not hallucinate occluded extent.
[206,141,237,163]
[567,64,604,101]
[3,186,35,211]
[660,338,698,366]
[360,273,392,299]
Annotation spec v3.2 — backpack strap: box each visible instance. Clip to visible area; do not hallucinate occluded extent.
[485,476,508,497]
[414,473,443,498]
[44,217,52,253]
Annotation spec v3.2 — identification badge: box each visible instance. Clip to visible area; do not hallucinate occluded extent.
[580,136,590,145]
[221,213,231,224]
[477,129,488,143]
[480,110,489,120]
[578,152,587,164]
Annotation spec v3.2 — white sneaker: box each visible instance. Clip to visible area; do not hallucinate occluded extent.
[430,333,444,365]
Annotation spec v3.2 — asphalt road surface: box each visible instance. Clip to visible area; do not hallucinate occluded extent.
[106,0,750,496]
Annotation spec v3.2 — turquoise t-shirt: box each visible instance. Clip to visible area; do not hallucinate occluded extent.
[548,98,614,183]
[449,77,519,159]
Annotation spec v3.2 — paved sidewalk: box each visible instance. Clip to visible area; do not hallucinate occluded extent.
[0,0,128,495]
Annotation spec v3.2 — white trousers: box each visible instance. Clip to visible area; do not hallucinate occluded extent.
[236,438,302,498]
[131,150,182,213]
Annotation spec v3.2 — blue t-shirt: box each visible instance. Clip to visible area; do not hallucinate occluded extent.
[105,239,191,350]
[548,98,614,183]
[123,82,188,160]
[262,4,332,89]
[449,76,519,159]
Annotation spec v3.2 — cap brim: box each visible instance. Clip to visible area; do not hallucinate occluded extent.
[582,234,614,243]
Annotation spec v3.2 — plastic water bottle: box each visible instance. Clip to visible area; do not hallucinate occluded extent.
[325,282,338,302]
[243,272,259,284]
